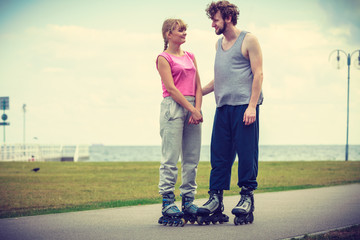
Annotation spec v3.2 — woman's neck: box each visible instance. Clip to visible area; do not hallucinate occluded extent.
[166,44,183,56]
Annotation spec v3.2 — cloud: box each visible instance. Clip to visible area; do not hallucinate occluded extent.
[241,19,360,145]
[2,4,359,145]
[317,0,360,45]
[25,24,161,60]
[42,67,66,73]
[1,24,166,145]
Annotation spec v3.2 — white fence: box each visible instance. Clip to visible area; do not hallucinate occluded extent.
[0,144,89,162]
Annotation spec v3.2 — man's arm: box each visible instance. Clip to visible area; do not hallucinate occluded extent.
[243,33,263,125]
[202,80,214,96]
[202,41,218,96]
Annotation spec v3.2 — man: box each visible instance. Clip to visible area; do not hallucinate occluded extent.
[197,1,264,225]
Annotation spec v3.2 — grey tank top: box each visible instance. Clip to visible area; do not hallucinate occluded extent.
[214,31,263,107]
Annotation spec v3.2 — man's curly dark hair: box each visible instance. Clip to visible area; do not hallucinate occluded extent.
[205,1,240,26]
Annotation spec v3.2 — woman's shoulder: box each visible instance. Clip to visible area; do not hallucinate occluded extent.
[184,51,195,61]
[158,51,170,58]
[157,52,172,61]
[156,52,173,69]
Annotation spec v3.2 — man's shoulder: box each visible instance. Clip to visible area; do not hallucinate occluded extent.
[243,32,260,50]
[244,32,258,43]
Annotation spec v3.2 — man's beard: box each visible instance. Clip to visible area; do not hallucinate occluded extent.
[216,22,227,35]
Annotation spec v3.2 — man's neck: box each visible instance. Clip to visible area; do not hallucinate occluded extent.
[223,25,241,42]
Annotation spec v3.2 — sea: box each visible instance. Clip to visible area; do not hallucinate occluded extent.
[88,145,360,162]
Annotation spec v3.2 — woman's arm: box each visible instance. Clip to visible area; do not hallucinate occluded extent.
[157,56,203,123]
[189,56,203,124]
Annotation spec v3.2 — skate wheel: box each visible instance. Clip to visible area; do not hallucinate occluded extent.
[223,214,230,223]
[234,217,239,226]
[162,217,168,226]
[190,220,195,224]
[212,220,217,224]
[179,219,185,227]
[158,216,165,225]
[234,215,246,225]
[197,216,204,225]
[205,221,210,225]
[248,213,254,224]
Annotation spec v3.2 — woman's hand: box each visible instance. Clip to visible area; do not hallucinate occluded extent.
[188,108,203,125]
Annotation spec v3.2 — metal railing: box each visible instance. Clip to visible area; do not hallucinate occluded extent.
[0,144,89,162]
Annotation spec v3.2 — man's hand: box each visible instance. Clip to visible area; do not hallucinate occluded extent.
[243,106,256,125]
[189,109,203,125]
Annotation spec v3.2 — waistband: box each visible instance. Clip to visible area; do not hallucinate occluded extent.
[163,96,195,103]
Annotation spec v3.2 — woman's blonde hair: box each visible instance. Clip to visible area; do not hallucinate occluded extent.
[162,19,187,51]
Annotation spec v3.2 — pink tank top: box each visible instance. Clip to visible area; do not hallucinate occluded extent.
[156,51,196,98]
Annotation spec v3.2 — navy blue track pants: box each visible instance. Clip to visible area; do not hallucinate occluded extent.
[209,105,259,191]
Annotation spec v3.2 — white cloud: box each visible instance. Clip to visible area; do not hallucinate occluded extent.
[328,26,351,38]
[42,67,66,73]
[1,1,359,146]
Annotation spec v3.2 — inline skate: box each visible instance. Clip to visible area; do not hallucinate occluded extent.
[181,195,198,224]
[231,187,254,225]
[196,190,229,225]
[158,192,185,227]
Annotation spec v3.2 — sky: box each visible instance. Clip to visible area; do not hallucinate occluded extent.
[0,0,359,146]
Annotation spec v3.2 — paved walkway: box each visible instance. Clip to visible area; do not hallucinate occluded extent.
[1,184,360,240]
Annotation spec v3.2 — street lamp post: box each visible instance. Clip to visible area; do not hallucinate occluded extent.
[23,104,26,145]
[329,49,360,161]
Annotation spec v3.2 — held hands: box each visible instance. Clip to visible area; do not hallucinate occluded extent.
[188,108,203,125]
[243,106,256,125]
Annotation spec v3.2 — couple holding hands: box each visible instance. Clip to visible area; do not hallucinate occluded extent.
[156,1,264,226]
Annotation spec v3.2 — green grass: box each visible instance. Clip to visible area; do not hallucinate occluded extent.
[0,161,359,218]
[294,224,360,240]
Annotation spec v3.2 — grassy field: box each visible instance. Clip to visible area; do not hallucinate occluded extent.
[295,224,360,240]
[0,161,359,218]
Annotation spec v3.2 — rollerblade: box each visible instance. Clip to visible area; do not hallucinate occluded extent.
[196,190,229,225]
[158,192,185,227]
[181,195,198,224]
[231,187,254,225]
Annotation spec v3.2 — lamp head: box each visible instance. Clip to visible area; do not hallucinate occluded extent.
[329,50,346,69]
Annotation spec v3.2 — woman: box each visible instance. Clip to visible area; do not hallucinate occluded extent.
[156,18,202,226]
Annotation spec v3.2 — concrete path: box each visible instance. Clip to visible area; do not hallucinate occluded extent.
[1,184,360,240]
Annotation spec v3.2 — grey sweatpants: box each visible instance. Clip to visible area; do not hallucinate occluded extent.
[159,96,201,198]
